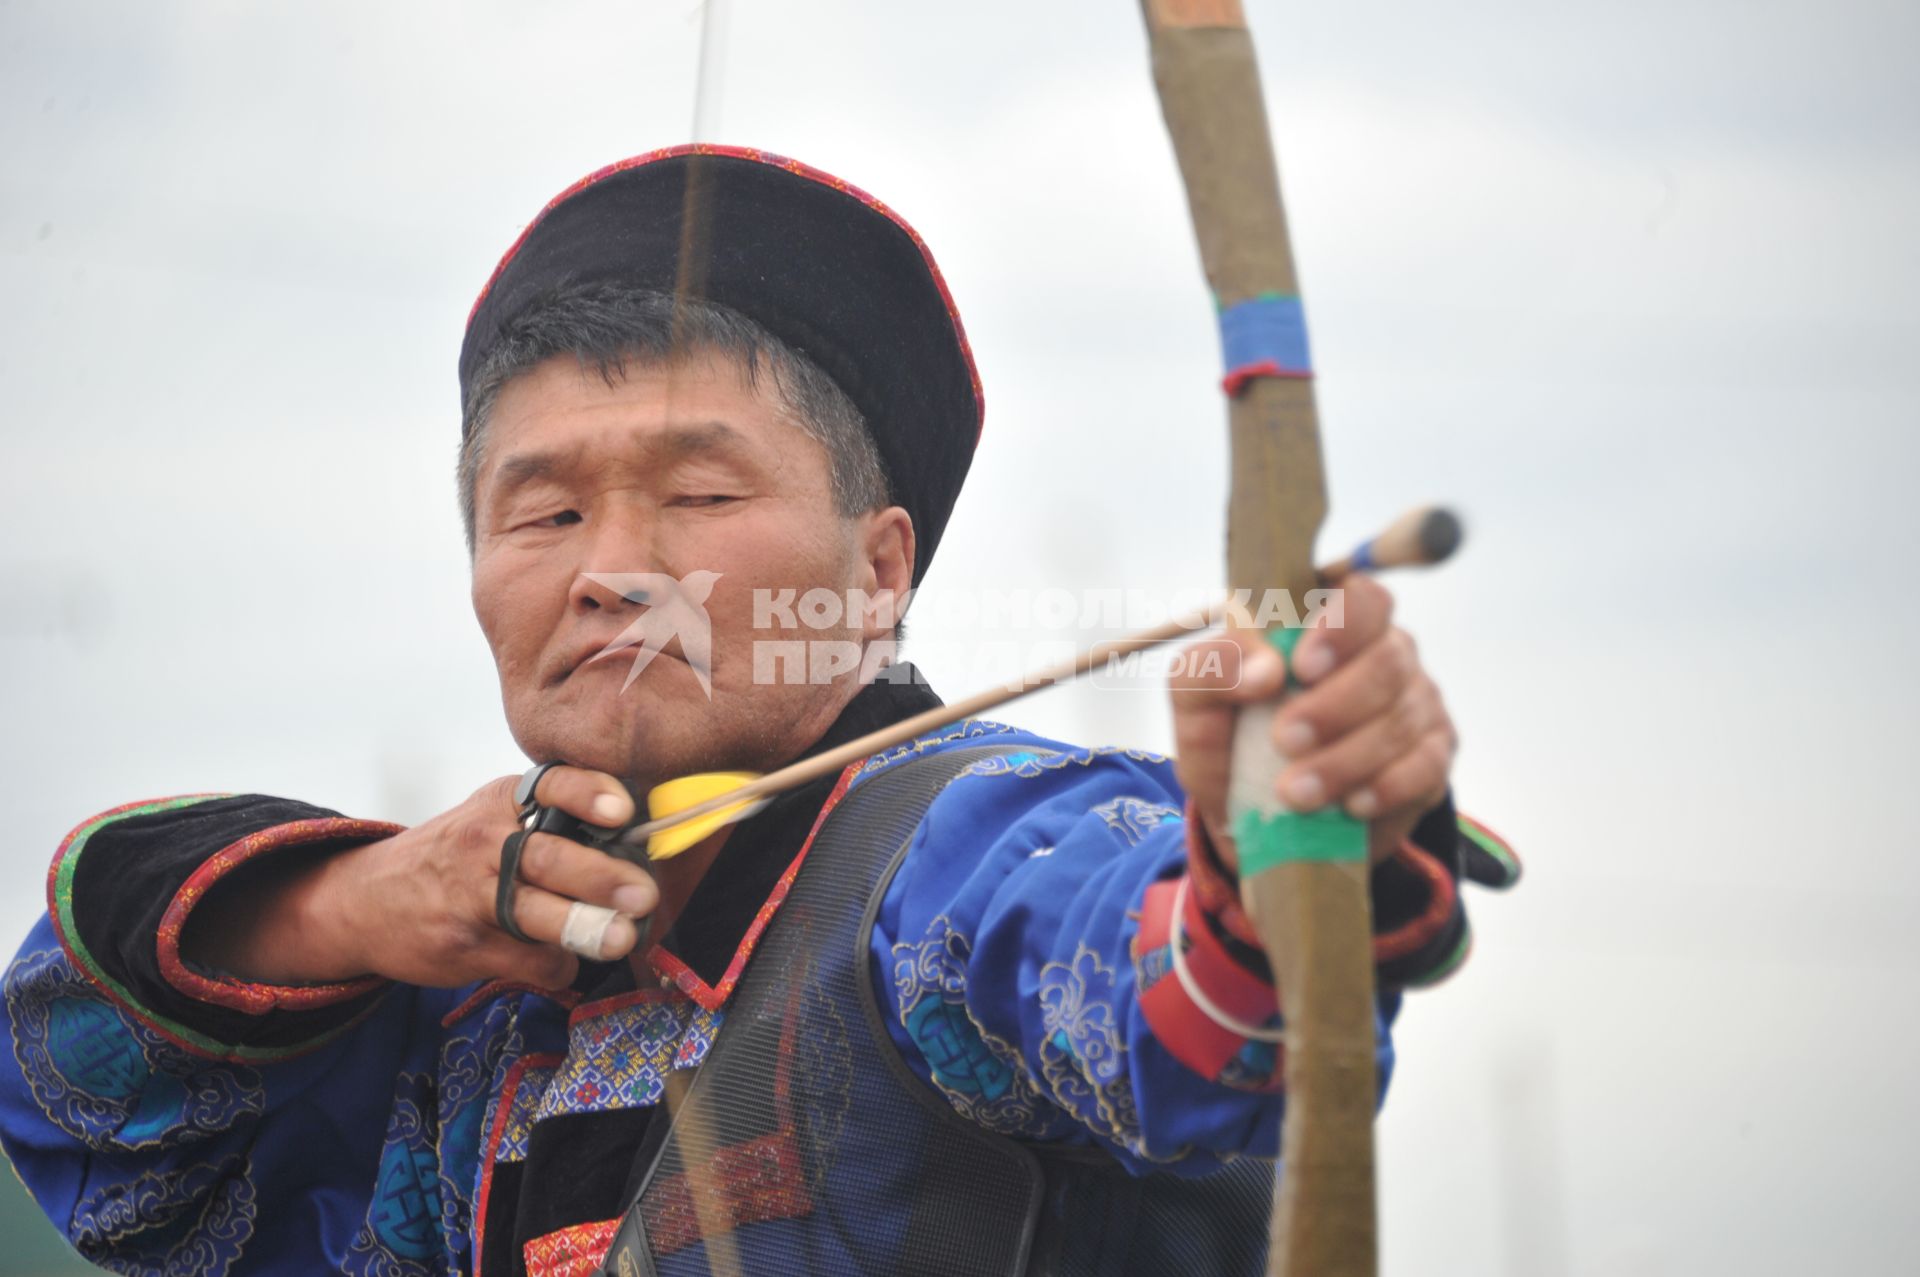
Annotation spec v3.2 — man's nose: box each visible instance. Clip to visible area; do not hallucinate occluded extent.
[569,571,651,613]
[566,508,659,613]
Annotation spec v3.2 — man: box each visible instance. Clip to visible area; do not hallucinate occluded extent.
[0,146,1517,1276]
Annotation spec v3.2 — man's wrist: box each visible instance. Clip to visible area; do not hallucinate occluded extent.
[1181,795,1462,968]
[180,835,379,985]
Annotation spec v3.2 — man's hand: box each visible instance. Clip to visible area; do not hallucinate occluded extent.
[183,766,660,991]
[1168,575,1456,870]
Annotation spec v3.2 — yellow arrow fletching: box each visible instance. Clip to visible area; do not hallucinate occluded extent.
[644,771,764,860]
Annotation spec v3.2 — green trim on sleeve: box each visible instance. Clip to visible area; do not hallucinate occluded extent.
[1458,817,1521,888]
[47,794,383,1063]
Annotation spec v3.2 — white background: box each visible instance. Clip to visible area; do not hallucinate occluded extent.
[3,2,1917,1273]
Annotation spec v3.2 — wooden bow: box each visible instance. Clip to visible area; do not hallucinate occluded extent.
[1139,4,1380,1275]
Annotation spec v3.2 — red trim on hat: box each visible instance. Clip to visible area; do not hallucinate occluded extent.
[467,144,985,444]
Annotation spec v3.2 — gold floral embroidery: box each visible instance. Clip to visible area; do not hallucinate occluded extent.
[1038,944,1184,1163]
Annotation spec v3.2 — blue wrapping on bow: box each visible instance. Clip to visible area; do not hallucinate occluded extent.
[1217,293,1312,394]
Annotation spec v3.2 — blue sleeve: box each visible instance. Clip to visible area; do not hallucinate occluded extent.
[869,735,1398,1176]
[0,795,498,1274]
[0,912,481,1273]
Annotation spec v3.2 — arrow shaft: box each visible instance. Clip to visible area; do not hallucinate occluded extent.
[617,602,1224,850]
[615,510,1455,859]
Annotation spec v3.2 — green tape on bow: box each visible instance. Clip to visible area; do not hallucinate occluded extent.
[1235,627,1368,876]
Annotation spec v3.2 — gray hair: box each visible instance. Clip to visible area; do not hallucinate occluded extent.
[457,282,889,550]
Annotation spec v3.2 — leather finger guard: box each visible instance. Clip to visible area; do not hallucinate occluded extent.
[514,761,563,822]
[496,828,536,944]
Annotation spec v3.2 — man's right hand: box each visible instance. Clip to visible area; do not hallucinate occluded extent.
[183,766,660,991]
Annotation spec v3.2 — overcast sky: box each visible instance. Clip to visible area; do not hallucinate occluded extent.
[3,2,1917,1273]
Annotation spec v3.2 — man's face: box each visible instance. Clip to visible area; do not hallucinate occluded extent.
[470,351,907,790]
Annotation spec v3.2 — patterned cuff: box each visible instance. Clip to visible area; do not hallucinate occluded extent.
[48,793,404,1061]
[1135,877,1284,1092]
[1182,799,1262,948]
[1457,814,1522,889]
[1369,842,1467,989]
[158,817,400,1014]
[1149,801,1518,1080]
[1370,808,1521,988]
[1181,797,1465,973]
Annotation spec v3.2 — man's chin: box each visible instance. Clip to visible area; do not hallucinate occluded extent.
[511,677,716,787]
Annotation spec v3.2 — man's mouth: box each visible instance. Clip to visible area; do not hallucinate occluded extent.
[552,634,692,686]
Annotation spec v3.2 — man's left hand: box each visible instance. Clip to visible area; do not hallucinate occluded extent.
[1168,574,1457,870]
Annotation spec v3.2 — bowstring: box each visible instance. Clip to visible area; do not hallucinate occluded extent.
[649,8,745,1275]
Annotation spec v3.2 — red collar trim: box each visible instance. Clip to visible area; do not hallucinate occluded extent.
[439,980,583,1031]
[641,761,864,1013]
[473,1051,564,1265]
[564,984,689,1027]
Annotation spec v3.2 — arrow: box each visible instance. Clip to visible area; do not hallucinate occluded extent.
[614,509,1460,863]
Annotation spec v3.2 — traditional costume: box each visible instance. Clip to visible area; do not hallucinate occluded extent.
[0,149,1518,1276]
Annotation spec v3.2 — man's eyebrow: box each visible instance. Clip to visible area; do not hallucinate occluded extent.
[488,444,586,497]
[487,422,754,496]
[651,421,751,461]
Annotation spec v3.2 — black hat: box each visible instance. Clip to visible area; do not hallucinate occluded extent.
[460,145,983,586]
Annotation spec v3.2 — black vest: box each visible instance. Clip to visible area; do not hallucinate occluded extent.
[600,745,1274,1276]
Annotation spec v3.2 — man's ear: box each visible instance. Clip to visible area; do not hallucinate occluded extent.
[856,506,915,639]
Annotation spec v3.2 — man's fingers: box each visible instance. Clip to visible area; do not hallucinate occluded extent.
[516,833,659,918]
[1171,700,1234,822]
[1274,679,1442,811]
[501,879,642,961]
[1345,731,1454,826]
[1286,573,1395,687]
[526,764,636,829]
[1270,629,1418,755]
[1166,634,1281,707]
[1167,634,1273,819]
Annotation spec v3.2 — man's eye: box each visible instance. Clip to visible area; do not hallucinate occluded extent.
[525,510,582,528]
[675,495,738,508]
